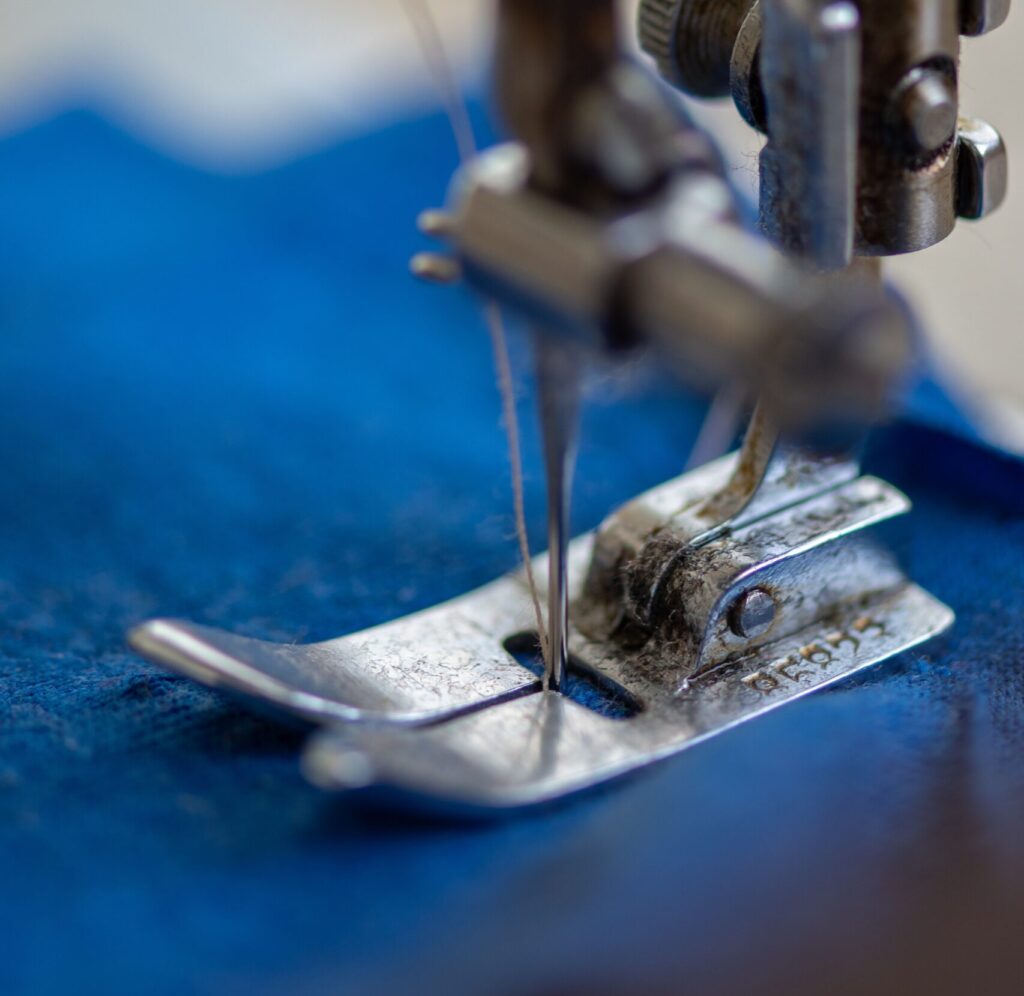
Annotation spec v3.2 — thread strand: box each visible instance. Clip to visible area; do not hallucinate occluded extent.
[399,0,551,665]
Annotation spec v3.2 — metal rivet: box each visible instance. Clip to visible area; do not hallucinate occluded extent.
[729,588,777,639]
[899,69,958,153]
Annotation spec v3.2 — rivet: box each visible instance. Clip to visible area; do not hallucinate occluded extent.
[729,588,777,639]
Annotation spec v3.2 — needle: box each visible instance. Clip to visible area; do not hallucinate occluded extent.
[535,335,581,693]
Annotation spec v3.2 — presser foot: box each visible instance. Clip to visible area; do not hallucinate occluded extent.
[129,452,952,811]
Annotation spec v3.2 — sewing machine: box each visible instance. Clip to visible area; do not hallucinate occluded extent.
[129,0,1009,811]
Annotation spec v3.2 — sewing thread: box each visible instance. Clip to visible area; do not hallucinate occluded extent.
[399,0,551,668]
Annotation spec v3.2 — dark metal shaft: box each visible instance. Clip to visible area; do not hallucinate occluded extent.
[535,336,581,692]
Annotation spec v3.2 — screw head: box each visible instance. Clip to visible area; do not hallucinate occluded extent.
[956,117,1009,221]
[729,588,776,639]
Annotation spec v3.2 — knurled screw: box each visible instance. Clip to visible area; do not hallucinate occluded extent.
[638,0,757,97]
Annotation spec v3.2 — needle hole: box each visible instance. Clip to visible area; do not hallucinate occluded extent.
[502,632,642,720]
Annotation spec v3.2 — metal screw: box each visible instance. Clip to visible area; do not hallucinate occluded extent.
[729,588,776,639]
[898,69,958,153]
[638,0,756,97]
[956,117,1009,220]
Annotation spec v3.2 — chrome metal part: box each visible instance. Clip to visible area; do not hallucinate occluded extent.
[536,338,582,691]
[436,144,911,429]
[582,449,902,681]
[730,0,765,131]
[758,0,860,268]
[131,449,953,810]
[416,209,455,238]
[129,590,542,728]
[896,68,959,154]
[128,0,975,814]
[729,588,777,638]
[304,583,950,809]
[852,0,961,255]
[642,0,1011,257]
[956,117,1009,220]
[960,0,1011,35]
[637,0,757,96]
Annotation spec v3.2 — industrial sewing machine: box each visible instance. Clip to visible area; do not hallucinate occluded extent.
[129,0,1009,811]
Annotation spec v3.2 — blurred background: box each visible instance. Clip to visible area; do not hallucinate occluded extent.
[0,0,1020,430]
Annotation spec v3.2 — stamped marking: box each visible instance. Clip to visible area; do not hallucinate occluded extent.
[740,613,887,695]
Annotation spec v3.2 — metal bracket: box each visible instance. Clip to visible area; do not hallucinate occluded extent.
[129,449,952,812]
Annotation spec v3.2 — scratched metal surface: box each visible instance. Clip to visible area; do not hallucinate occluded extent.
[1,105,1023,994]
[133,467,952,805]
[305,581,952,807]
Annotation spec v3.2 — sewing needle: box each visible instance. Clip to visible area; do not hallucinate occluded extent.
[535,335,581,693]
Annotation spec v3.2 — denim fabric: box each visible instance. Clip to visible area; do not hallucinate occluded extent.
[0,106,1021,996]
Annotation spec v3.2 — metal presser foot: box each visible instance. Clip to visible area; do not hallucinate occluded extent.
[128,0,998,811]
[129,417,952,811]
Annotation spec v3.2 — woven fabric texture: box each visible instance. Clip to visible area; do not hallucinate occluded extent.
[0,106,1022,995]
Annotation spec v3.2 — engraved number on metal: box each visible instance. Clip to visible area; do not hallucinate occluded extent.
[742,615,885,695]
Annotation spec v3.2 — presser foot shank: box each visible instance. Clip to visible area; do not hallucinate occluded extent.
[129,452,952,811]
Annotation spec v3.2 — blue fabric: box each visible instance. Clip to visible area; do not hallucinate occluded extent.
[1,106,1023,996]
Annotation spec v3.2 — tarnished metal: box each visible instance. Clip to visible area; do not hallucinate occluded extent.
[129,595,541,728]
[304,583,950,810]
[637,0,757,96]
[598,477,907,677]
[131,448,953,810]
[852,0,961,255]
[434,144,911,430]
[758,0,860,268]
[492,0,693,693]
[730,0,765,131]
[642,0,1010,257]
